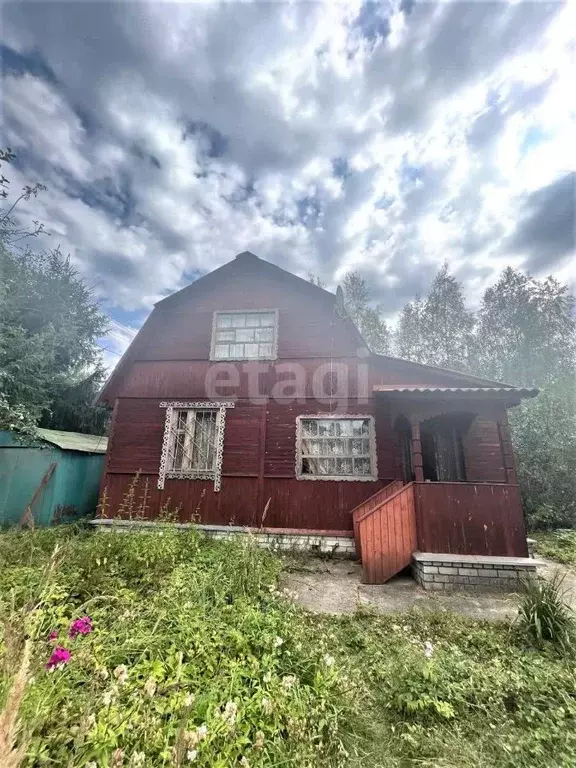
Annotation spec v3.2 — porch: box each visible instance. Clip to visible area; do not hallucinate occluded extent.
[352,386,537,585]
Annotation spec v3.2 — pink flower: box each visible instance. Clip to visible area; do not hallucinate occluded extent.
[69,616,93,638]
[48,631,58,642]
[46,646,71,669]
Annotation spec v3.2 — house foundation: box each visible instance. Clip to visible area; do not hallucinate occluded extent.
[90,519,357,557]
[412,551,544,591]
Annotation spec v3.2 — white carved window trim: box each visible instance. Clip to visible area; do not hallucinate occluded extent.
[158,401,235,491]
[209,309,279,361]
[295,414,378,482]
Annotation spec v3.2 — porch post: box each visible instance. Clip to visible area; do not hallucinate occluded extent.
[411,418,424,482]
[497,421,517,484]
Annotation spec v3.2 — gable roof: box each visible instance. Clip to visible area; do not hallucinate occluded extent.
[97,251,366,403]
[98,250,523,403]
[155,251,336,309]
[371,353,519,388]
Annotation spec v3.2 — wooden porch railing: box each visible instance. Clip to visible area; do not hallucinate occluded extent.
[351,480,404,560]
[353,482,417,584]
[352,481,529,584]
[414,482,528,557]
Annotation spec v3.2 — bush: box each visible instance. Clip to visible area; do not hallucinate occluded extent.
[517,573,575,651]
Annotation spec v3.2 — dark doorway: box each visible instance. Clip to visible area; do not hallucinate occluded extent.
[420,414,472,482]
[394,415,413,482]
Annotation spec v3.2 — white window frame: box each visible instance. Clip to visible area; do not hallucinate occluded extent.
[158,401,235,491]
[209,309,279,361]
[295,414,378,482]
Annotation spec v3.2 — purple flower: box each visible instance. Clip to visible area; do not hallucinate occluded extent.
[48,630,58,642]
[46,646,71,669]
[69,616,93,638]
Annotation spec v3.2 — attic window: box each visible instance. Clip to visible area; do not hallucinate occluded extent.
[210,310,278,361]
[296,415,378,482]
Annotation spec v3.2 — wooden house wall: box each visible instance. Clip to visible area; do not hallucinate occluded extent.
[98,255,520,534]
[102,396,393,531]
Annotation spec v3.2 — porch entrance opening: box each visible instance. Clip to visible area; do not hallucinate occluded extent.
[420,413,473,482]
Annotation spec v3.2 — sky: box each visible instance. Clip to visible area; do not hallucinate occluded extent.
[1,0,575,369]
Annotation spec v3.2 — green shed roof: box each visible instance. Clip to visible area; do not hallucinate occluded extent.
[36,429,108,454]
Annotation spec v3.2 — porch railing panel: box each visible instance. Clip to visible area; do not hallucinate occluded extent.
[352,480,404,560]
[354,482,417,584]
[414,482,528,557]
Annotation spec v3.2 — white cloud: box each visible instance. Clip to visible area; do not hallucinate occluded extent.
[0,0,573,360]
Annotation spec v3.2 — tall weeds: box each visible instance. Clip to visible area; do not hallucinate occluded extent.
[518,572,575,651]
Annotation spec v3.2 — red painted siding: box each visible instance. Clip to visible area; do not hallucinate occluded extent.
[463,416,507,483]
[414,482,528,557]
[354,483,417,584]
[97,254,525,541]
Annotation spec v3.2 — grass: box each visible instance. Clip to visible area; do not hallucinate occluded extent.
[518,572,575,650]
[533,530,576,566]
[1,526,576,767]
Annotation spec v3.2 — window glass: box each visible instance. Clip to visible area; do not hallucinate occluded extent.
[299,417,374,478]
[212,311,277,360]
[168,409,218,473]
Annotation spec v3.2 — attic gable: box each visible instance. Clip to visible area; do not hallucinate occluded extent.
[155,251,336,310]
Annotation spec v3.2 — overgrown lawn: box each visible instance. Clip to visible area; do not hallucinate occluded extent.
[1,527,575,767]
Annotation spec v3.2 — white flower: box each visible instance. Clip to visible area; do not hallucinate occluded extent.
[281,675,297,689]
[240,758,250,767]
[273,636,284,647]
[187,749,198,762]
[184,692,195,707]
[114,664,128,684]
[185,724,208,748]
[144,678,157,697]
[323,654,335,667]
[262,697,273,714]
[103,688,117,706]
[98,667,109,681]
[131,752,146,767]
[424,640,434,658]
[221,700,238,725]
[86,763,98,768]
[254,730,265,749]
[263,671,272,683]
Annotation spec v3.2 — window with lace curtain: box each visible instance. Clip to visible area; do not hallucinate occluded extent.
[296,415,377,481]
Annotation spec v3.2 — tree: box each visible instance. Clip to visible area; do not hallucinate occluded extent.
[307,273,325,288]
[474,267,576,386]
[342,271,391,354]
[509,378,576,529]
[0,147,47,246]
[395,295,427,363]
[394,263,475,371]
[0,150,109,435]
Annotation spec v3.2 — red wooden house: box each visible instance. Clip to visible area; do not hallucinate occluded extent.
[96,251,539,587]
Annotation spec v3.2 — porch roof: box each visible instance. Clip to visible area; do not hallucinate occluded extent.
[372,385,538,398]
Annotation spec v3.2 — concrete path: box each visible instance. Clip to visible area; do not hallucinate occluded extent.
[281,558,576,621]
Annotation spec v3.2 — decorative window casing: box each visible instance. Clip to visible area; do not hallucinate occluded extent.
[158,402,234,491]
[210,310,278,361]
[295,415,378,481]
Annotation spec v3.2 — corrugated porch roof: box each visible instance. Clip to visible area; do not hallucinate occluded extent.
[372,385,538,397]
